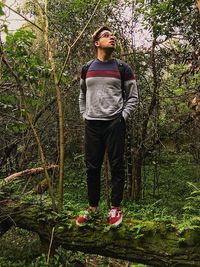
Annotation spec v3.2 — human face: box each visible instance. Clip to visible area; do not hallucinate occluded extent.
[95,30,116,50]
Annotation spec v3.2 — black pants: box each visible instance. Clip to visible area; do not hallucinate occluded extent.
[84,116,126,207]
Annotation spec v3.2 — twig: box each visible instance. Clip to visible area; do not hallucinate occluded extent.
[47,226,55,265]
[22,176,33,194]
[0,215,17,227]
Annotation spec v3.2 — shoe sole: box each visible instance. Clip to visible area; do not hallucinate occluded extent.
[76,217,99,226]
[76,221,86,226]
[109,215,123,227]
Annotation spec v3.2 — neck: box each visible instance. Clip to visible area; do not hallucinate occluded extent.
[97,49,113,62]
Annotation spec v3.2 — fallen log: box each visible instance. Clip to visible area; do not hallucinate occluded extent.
[3,165,58,184]
[0,199,200,267]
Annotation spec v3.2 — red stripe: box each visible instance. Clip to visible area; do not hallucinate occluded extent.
[86,70,120,79]
[124,74,136,81]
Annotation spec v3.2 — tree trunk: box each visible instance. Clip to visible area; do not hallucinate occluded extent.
[103,151,110,207]
[131,150,143,201]
[125,122,133,201]
[0,199,200,267]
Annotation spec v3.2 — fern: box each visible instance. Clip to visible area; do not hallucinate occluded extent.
[183,182,200,216]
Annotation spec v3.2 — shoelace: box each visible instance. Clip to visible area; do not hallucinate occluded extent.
[84,209,98,219]
[109,209,120,218]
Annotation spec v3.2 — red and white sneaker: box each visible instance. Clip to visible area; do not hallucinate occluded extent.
[109,207,123,226]
[76,208,99,226]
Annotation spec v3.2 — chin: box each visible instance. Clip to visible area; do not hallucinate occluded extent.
[107,47,115,52]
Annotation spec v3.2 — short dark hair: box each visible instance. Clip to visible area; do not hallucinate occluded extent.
[92,26,112,42]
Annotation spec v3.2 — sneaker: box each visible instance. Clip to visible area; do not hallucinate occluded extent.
[76,208,99,226]
[109,207,123,226]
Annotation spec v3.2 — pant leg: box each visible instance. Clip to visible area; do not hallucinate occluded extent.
[85,120,105,207]
[104,116,126,207]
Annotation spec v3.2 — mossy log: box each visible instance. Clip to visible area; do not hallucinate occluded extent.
[0,200,200,267]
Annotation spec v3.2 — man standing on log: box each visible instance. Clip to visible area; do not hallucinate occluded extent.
[76,26,138,226]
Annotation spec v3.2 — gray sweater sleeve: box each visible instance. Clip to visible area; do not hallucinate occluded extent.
[122,79,138,120]
[79,78,86,118]
[122,65,138,121]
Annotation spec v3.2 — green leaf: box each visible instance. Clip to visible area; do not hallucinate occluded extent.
[3,25,8,34]
[0,3,5,16]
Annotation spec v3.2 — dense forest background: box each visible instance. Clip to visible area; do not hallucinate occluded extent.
[0,0,200,266]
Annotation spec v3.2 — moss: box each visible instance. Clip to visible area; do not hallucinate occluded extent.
[0,227,40,260]
[181,228,200,246]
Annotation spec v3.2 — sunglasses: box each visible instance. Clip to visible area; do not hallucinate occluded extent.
[98,32,116,39]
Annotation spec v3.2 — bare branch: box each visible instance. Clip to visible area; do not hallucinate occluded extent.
[2,3,43,32]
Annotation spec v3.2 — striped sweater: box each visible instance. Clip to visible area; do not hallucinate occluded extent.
[79,58,138,121]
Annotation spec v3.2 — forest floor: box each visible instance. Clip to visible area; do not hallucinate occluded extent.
[0,152,199,266]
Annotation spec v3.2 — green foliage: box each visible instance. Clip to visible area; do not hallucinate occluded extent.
[6,30,36,54]
[124,201,175,223]
[183,182,200,217]
[0,2,4,16]
[5,29,50,90]
[0,245,145,267]
[28,250,63,267]
[7,122,28,134]
[0,258,27,267]
[0,3,8,34]
[142,153,198,215]
[136,0,200,46]
[0,227,40,264]
[0,247,74,267]
[0,95,17,105]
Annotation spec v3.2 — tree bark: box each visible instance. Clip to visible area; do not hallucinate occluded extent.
[0,199,200,267]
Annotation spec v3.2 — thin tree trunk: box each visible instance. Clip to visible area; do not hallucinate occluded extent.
[42,0,65,211]
[125,122,133,201]
[131,150,143,201]
[103,151,110,207]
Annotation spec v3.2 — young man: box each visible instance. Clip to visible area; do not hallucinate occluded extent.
[76,26,138,226]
